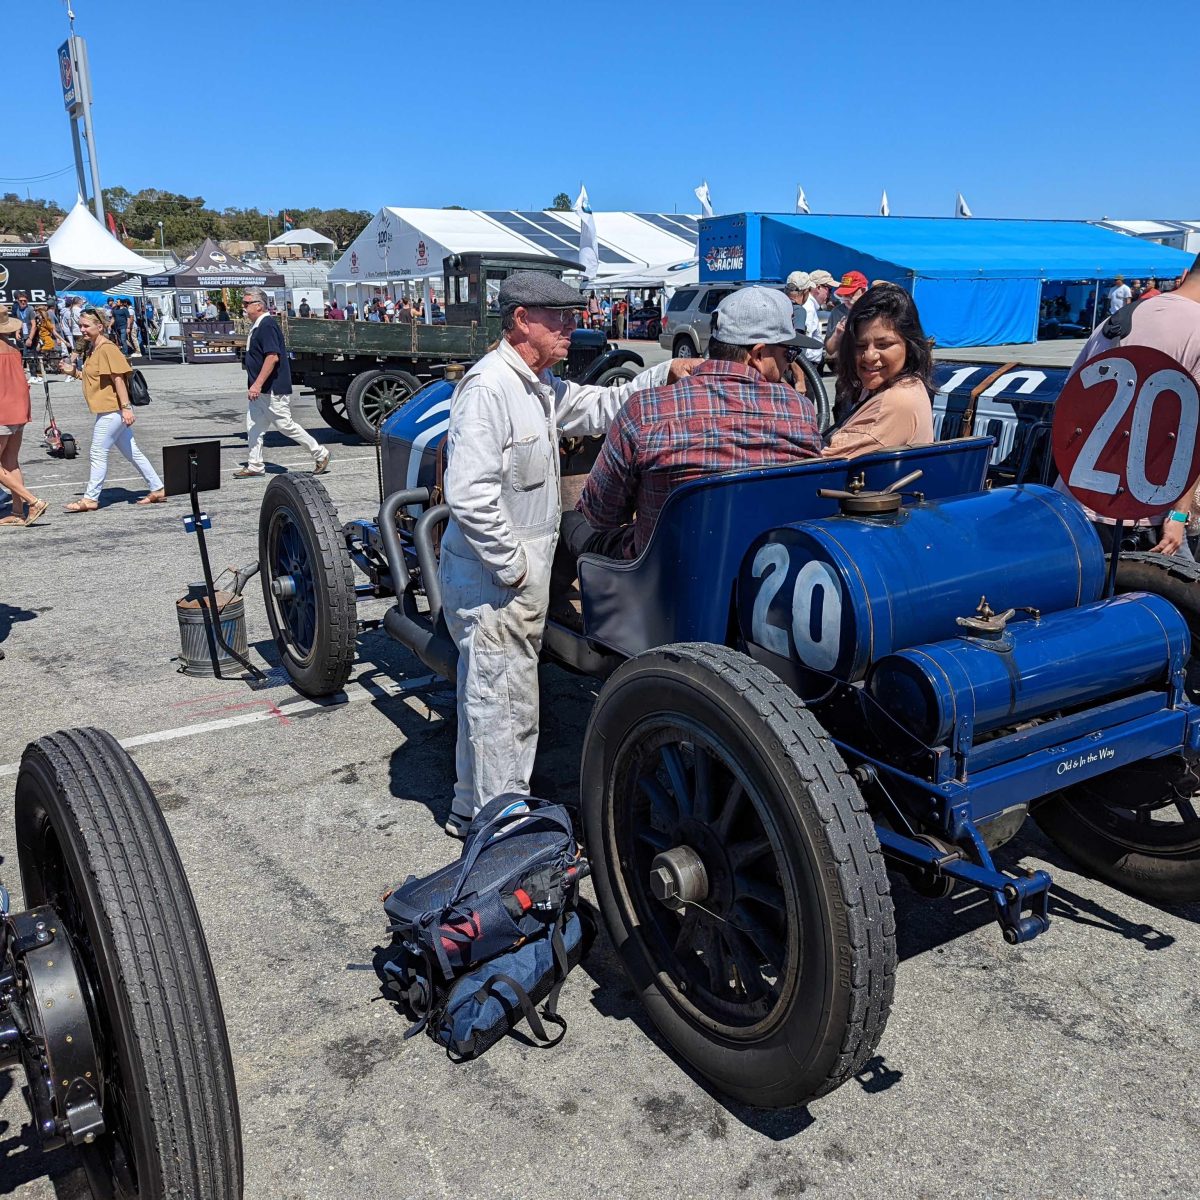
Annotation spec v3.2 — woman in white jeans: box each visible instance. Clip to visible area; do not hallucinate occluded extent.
[58,308,164,512]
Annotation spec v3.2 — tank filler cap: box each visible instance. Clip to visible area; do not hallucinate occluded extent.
[956,596,1017,638]
[817,469,924,517]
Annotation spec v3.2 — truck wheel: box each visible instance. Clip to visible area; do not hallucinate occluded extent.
[581,643,896,1108]
[316,393,355,436]
[345,369,421,443]
[1033,551,1200,902]
[259,474,357,696]
[15,728,242,1200]
[794,358,832,431]
[672,337,697,359]
[595,365,638,387]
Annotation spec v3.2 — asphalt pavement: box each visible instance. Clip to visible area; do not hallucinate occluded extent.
[0,356,1196,1199]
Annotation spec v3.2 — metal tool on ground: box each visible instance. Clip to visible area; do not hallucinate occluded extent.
[163,440,265,682]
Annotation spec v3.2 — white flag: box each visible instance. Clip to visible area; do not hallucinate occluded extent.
[694,180,714,218]
[796,185,810,215]
[879,190,890,217]
[574,184,599,278]
[956,192,973,218]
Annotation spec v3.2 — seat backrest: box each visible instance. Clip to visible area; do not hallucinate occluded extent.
[578,437,994,659]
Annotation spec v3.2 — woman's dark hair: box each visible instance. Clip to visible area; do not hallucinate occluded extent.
[834,284,933,401]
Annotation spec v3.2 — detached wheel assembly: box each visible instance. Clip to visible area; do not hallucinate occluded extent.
[345,369,421,442]
[581,642,896,1108]
[13,728,242,1199]
[259,474,357,697]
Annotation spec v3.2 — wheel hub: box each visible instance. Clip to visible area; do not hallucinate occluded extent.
[271,575,297,598]
[649,846,709,910]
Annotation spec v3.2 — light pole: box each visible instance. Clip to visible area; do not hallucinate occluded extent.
[157,220,164,258]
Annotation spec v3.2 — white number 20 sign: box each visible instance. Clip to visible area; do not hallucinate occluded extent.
[1053,345,1200,521]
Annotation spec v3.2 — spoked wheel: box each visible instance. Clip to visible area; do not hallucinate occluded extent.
[581,643,896,1108]
[345,369,421,442]
[1033,551,1200,903]
[259,474,357,696]
[14,728,242,1199]
[316,393,355,436]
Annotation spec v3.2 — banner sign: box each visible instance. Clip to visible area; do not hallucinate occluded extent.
[0,245,56,305]
[1053,345,1200,521]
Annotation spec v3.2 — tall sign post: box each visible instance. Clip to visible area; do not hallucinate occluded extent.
[58,29,104,224]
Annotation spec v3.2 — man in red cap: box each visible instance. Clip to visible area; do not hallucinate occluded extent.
[823,270,869,360]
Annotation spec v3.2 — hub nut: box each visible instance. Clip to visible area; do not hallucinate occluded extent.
[649,846,709,911]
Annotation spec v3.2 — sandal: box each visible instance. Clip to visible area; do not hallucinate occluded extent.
[23,499,48,527]
[64,499,99,513]
[0,515,24,527]
[135,489,167,505]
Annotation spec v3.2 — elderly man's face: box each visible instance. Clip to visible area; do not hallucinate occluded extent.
[519,306,578,367]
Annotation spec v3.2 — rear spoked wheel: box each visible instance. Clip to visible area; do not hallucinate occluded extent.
[582,643,895,1108]
[14,728,242,1199]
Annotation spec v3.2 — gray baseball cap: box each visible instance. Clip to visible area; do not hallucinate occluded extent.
[498,270,584,313]
[713,287,823,349]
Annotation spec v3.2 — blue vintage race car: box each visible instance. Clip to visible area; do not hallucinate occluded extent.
[256,372,1200,1109]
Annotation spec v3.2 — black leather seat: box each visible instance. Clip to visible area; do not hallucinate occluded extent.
[576,438,995,659]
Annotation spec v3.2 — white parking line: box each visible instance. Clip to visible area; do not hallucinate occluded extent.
[0,672,441,777]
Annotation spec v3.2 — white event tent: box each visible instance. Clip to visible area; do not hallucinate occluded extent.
[268,227,336,249]
[327,208,698,304]
[49,198,165,284]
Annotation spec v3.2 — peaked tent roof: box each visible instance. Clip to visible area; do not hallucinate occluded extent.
[268,228,336,247]
[758,214,1194,281]
[146,238,285,288]
[48,198,164,276]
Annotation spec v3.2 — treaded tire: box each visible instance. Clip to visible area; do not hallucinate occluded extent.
[316,393,355,436]
[345,369,420,443]
[1033,551,1200,902]
[259,474,357,696]
[15,728,242,1199]
[581,642,896,1108]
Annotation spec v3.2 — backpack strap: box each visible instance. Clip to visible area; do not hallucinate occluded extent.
[1099,297,1145,343]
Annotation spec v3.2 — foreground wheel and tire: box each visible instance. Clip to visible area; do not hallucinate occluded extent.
[581,643,896,1108]
[15,729,242,1199]
[259,474,357,696]
[1033,551,1200,903]
[345,369,421,442]
[315,393,355,436]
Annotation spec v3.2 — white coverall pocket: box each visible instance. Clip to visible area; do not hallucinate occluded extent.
[510,435,546,492]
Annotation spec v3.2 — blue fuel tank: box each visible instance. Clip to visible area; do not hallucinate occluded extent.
[739,485,1104,683]
[867,592,1190,745]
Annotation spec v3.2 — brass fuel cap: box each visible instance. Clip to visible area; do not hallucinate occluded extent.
[817,468,924,517]
[956,596,1017,638]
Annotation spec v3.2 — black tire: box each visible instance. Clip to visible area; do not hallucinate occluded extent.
[345,368,421,443]
[672,336,697,359]
[259,474,357,696]
[595,365,638,388]
[316,393,355,436]
[647,319,661,340]
[793,358,832,432]
[581,643,895,1108]
[1033,552,1200,902]
[62,433,78,460]
[14,728,242,1200]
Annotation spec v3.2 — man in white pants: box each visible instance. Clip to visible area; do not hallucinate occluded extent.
[234,287,329,478]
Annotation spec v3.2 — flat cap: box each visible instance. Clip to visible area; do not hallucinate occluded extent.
[498,270,584,312]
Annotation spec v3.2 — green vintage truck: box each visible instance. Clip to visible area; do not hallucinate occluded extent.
[286,251,643,440]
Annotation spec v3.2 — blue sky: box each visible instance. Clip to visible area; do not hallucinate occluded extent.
[9,0,1196,220]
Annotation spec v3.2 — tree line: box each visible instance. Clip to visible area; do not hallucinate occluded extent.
[0,189,373,251]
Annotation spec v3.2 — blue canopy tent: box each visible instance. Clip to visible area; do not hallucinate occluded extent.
[699,214,1195,347]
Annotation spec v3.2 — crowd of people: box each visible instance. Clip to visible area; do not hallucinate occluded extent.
[4,290,160,362]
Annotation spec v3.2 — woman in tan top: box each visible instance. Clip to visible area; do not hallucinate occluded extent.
[58,308,164,512]
[823,284,934,459]
[0,306,48,526]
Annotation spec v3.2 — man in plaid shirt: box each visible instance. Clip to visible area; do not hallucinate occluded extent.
[554,287,824,579]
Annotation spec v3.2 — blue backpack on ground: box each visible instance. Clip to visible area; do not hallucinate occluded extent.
[382,795,591,1059]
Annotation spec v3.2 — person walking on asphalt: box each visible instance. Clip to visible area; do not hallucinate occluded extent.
[438,270,686,837]
[0,306,48,526]
[234,287,329,478]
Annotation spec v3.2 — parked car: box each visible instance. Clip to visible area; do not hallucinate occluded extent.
[626,303,662,341]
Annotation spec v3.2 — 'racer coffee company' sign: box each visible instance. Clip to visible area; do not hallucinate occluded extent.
[0,245,56,306]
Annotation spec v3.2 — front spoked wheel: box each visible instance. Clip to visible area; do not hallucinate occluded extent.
[582,643,896,1108]
[15,728,242,1199]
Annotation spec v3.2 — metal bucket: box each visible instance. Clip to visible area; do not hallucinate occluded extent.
[176,590,248,677]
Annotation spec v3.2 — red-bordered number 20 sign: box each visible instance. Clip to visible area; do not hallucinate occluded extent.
[1053,345,1200,521]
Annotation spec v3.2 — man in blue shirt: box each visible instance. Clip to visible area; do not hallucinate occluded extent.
[234,287,330,478]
